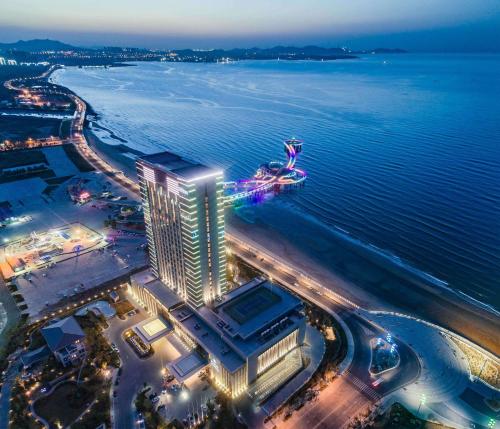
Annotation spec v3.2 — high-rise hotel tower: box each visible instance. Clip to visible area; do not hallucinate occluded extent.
[137,152,227,307]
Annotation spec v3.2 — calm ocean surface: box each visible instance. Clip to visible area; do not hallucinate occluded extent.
[53,55,500,310]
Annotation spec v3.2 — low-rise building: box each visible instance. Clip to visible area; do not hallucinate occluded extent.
[130,271,306,398]
[41,316,86,367]
[130,151,308,400]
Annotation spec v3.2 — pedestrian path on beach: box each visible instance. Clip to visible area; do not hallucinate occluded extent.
[374,313,499,428]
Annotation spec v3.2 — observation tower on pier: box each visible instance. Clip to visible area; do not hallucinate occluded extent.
[224,137,307,204]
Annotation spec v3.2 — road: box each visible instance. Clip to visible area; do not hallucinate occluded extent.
[59,90,421,428]
[7,68,494,428]
[104,311,151,429]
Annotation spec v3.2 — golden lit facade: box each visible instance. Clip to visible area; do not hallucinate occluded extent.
[257,329,299,375]
[137,154,227,308]
[210,357,248,398]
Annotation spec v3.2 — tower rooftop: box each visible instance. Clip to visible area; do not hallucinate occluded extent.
[139,152,222,182]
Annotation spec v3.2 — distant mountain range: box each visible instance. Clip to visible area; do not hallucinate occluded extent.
[0,39,406,55]
[0,39,407,65]
[0,39,76,52]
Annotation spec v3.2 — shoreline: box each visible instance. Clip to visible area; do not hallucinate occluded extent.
[83,124,500,356]
[227,211,500,355]
[47,67,499,356]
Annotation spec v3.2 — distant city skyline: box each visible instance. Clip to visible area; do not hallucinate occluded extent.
[1,0,500,52]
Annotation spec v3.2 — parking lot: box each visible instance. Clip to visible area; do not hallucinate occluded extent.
[0,165,147,318]
[105,291,216,428]
[14,235,146,317]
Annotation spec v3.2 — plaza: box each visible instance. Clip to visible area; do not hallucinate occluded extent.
[0,222,104,279]
[0,147,148,318]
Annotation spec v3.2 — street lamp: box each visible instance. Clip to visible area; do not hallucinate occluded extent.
[487,418,496,428]
[418,393,426,416]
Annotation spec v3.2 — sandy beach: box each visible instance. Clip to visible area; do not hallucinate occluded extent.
[82,126,500,356]
[227,212,500,356]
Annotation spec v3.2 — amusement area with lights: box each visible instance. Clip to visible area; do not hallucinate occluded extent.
[223,138,307,204]
[0,222,104,279]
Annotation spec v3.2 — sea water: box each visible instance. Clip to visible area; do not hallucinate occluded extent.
[52,54,500,311]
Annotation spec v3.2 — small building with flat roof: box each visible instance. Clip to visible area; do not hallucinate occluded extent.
[133,316,172,344]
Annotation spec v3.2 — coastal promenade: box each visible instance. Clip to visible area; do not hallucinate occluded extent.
[62,86,499,429]
[60,94,417,428]
[8,69,498,428]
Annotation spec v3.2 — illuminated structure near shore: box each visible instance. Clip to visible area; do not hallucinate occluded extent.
[224,138,307,204]
[133,151,306,399]
[137,152,227,307]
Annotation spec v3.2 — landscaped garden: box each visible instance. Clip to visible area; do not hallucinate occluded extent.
[361,402,453,429]
[112,298,135,319]
[21,313,119,428]
[34,381,96,427]
[369,337,400,375]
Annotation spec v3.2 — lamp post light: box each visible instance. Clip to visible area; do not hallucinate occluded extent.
[487,418,496,428]
[418,393,426,416]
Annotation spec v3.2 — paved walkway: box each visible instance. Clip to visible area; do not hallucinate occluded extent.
[261,326,325,416]
[0,359,19,429]
[371,313,499,429]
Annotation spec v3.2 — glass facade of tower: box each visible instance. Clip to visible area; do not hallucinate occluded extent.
[133,152,307,402]
[137,153,227,308]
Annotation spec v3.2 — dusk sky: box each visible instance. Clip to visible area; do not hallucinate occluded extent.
[1,0,500,51]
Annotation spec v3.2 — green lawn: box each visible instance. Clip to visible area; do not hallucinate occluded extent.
[34,381,95,427]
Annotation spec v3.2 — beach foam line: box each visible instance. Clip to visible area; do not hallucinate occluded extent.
[454,290,500,318]
[280,202,500,315]
[283,201,451,289]
[0,112,72,120]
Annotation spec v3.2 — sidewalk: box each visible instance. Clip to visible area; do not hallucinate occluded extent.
[371,313,498,429]
[0,359,19,429]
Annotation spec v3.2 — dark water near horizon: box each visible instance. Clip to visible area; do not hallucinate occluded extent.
[52,54,500,311]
